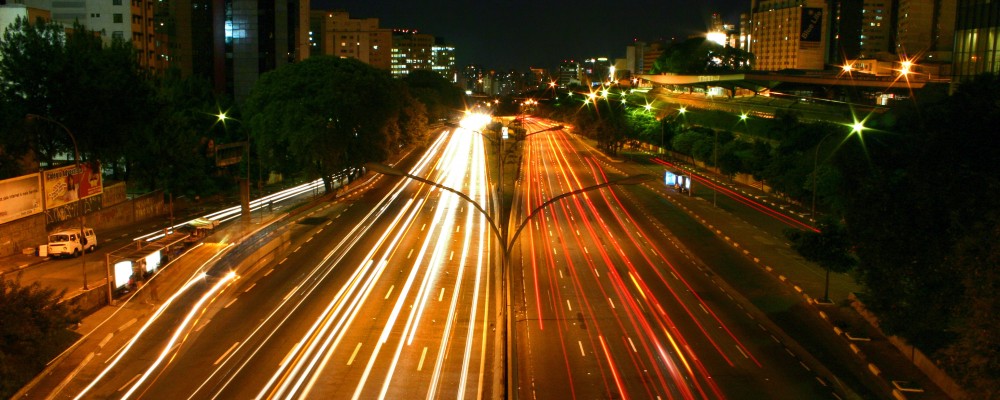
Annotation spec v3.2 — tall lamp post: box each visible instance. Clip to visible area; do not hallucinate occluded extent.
[217,112,252,222]
[811,121,865,220]
[26,114,91,292]
[365,162,654,399]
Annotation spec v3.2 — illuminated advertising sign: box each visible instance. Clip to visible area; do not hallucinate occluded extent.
[800,8,823,46]
[43,162,102,210]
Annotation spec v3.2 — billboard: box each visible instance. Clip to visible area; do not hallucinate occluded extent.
[800,8,823,45]
[43,162,103,210]
[0,173,43,224]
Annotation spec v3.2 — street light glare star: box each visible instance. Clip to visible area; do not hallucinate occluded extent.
[740,112,748,120]
[644,104,653,112]
[851,121,865,133]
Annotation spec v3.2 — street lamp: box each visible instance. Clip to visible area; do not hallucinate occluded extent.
[365,161,655,398]
[217,112,253,222]
[26,114,92,295]
[811,120,865,220]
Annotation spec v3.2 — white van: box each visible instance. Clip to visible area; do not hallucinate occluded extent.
[47,228,97,258]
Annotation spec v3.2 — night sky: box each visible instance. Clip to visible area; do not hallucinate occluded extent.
[312,0,750,72]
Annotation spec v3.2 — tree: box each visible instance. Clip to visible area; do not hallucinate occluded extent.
[402,70,464,122]
[649,37,753,75]
[785,217,856,302]
[126,70,225,196]
[0,17,152,178]
[243,57,401,193]
[0,280,80,398]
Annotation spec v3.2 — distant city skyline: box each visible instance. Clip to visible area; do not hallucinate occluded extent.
[312,0,748,72]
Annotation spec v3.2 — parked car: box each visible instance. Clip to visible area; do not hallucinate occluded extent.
[47,228,97,258]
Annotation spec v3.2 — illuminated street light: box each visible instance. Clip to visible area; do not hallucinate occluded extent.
[365,161,654,398]
[740,112,748,121]
[900,60,912,76]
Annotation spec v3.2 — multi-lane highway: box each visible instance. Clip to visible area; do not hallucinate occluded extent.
[42,114,851,400]
[62,125,498,399]
[510,118,834,399]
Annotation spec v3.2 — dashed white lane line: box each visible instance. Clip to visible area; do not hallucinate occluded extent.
[417,347,429,371]
[214,342,240,365]
[438,287,445,301]
[243,283,256,293]
[385,285,395,299]
[578,341,586,357]
[224,298,238,308]
[347,342,362,365]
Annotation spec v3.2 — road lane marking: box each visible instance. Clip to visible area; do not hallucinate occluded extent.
[559,270,563,279]
[736,346,749,359]
[566,300,572,311]
[578,341,585,356]
[385,285,395,299]
[418,347,428,371]
[244,283,256,293]
[608,298,615,309]
[594,268,599,278]
[224,298,238,308]
[698,304,709,314]
[584,247,589,254]
[118,374,142,392]
[214,342,240,365]
[305,236,313,243]
[628,337,637,353]
[294,245,302,252]
[263,268,273,277]
[456,226,460,233]
[800,361,810,371]
[408,249,414,259]
[670,272,679,280]
[347,342,362,365]
[421,223,426,231]
[279,257,288,265]
[283,285,300,301]
[576,230,580,236]
[439,288,445,301]
[98,333,113,349]
[450,251,454,261]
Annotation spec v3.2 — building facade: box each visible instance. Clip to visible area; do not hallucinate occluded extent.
[431,39,456,82]
[953,0,1000,81]
[557,59,580,87]
[308,10,390,70]
[748,0,830,71]
[168,0,308,100]
[896,0,956,62]
[390,29,433,78]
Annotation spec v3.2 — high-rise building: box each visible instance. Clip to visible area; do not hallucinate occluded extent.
[557,60,580,86]
[827,0,863,63]
[11,0,168,73]
[895,0,956,62]
[390,29,433,78]
[858,0,893,59]
[582,57,611,86]
[168,0,308,100]
[431,38,456,82]
[953,0,1000,81]
[308,10,390,70]
[462,64,484,93]
[748,0,830,71]
[628,40,667,75]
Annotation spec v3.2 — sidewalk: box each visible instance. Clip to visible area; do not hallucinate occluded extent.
[594,143,950,399]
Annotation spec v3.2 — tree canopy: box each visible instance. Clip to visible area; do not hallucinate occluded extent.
[649,37,753,74]
[243,56,409,193]
[0,280,79,398]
